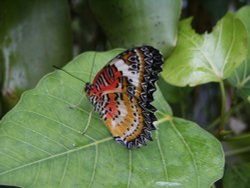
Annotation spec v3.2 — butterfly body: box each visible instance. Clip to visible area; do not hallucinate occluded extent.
[85,46,163,149]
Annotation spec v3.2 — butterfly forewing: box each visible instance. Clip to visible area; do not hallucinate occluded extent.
[85,46,163,149]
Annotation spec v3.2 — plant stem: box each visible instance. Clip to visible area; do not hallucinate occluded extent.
[218,80,226,134]
[225,146,250,157]
[208,100,245,131]
[180,102,186,118]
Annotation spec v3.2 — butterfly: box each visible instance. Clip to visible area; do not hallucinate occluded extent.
[85,46,163,149]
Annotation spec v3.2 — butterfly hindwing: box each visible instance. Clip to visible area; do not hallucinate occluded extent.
[100,78,156,149]
[85,46,163,149]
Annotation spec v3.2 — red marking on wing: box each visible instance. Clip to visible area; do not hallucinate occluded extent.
[89,65,122,97]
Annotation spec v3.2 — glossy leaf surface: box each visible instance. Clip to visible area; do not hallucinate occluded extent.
[163,13,248,87]
[0,0,72,110]
[89,0,181,56]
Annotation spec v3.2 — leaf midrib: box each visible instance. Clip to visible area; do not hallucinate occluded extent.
[237,60,250,88]
[170,120,200,187]
[0,116,171,177]
[156,130,169,181]
[0,116,201,188]
[221,16,236,77]
[0,137,113,176]
[180,17,239,81]
[180,32,221,80]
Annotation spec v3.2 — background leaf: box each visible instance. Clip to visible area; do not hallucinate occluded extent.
[0,50,224,187]
[228,6,250,101]
[0,0,73,111]
[162,13,248,87]
[158,78,192,104]
[223,163,250,188]
[225,134,250,161]
[70,0,105,52]
[88,0,182,56]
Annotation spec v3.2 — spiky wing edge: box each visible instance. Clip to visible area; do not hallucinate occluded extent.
[113,93,157,149]
[115,46,164,148]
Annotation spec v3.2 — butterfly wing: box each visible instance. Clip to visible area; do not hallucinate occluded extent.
[86,46,163,148]
[101,77,157,149]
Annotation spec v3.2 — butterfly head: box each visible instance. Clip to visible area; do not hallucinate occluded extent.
[84,83,92,95]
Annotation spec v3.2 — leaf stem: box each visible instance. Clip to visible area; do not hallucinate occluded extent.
[225,146,250,157]
[218,80,226,135]
[208,100,245,131]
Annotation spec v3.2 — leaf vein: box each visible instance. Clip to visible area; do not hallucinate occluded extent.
[13,110,80,133]
[6,120,70,150]
[231,165,248,185]
[0,137,112,176]
[1,135,52,155]
[0,151,22,163]
[221,17,235,75]
[88,145,98,188]
[156,130,168,181]
[59,153,70,186]
[170,120,200,187]
[180,32,221,79]
[31,161,41,187]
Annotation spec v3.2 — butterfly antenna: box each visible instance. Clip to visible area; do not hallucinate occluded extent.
[88,52,96,82]
[53,65,87,84]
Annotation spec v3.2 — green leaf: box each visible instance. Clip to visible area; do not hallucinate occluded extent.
[228,6,250,101]
[162,13,248,87]
[158,78,192,103]
[0,50,224,187]
[225,134,250,161]
[89,0,182,56]
[71,0,105,51]
[223,163,250,188]
[0,0,73,110]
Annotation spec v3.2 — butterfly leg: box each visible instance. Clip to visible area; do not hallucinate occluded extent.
[69,95,85,109]
[81,109,94,134]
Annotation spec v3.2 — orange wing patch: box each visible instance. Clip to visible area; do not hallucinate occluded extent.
[104,93,144,144]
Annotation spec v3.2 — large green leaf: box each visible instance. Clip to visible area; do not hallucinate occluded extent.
[0,50,224,187]
[162,13,248,87]
[89,0,181,56]
[228,6,250,101]
[0,0,72,110]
